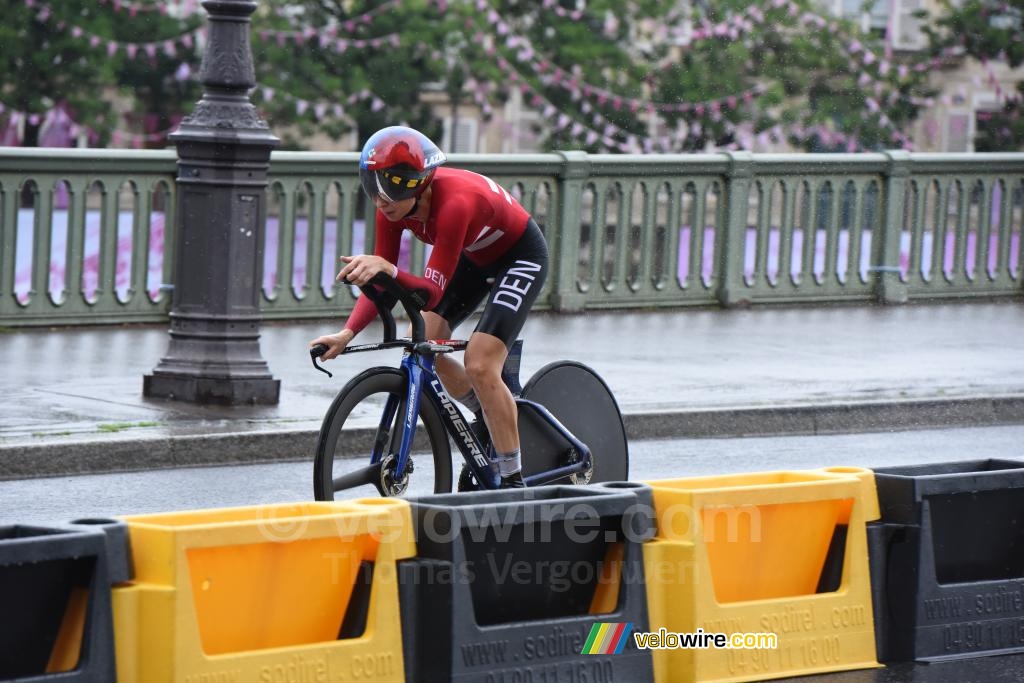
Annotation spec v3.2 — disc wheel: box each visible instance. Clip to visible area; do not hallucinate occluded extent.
[314,367,453,500]
[518,361,628,484]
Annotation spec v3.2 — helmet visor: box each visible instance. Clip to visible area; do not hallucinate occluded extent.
[360,166,433,203]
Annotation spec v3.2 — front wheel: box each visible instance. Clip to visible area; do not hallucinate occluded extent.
[313,367,453,500]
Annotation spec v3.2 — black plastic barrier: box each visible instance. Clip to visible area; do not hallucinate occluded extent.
[869,459,1024,662]
[399,482,655,683]
[0,519,128,681]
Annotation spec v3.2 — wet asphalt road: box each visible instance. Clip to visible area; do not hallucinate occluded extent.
[2,424,1021,525]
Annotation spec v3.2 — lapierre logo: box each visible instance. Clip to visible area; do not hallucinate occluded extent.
[405,390,417,431]
[431,379,489,469]
[493,260,542,312]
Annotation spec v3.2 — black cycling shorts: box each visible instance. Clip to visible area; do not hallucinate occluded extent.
[432,218,548,347]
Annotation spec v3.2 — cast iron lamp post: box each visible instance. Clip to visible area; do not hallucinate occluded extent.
[144,0,280,405]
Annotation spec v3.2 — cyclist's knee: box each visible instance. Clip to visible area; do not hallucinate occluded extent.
[465,335,506,385]
[464,354,498,384]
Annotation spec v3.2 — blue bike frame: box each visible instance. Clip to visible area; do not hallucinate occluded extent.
[371,351,594,490]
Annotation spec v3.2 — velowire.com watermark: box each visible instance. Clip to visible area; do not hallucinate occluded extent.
[581,624,778,655]
[633,627,777,650]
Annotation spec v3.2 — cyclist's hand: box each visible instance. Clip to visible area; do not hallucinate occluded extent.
[309,329,355,360]
[337,255,396,286]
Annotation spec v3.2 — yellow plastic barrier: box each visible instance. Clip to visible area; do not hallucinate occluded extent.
[112,499,413,683]
[642,467,882,683]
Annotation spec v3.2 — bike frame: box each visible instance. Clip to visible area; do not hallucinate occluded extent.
[321,273,594,491]
[366,348,593,490]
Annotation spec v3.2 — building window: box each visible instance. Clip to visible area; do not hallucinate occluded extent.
[973,94,1009,152]
[946,113,971,152]
[443,117,478,153]
[833,0,926,49]
[891,0,926,50]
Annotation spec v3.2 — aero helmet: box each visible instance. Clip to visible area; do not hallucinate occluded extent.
[359,126,446,203]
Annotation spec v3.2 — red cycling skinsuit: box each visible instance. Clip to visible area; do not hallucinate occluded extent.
[344,167,549,345]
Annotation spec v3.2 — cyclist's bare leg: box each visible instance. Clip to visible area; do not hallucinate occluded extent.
[421,312,472,398]
[464,332,518,455]
[422,313,515,454]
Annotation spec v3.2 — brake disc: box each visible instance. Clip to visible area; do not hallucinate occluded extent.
[569,448,594,485]
[378,453,412,496]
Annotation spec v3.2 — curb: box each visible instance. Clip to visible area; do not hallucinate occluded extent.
[2,395,1022,480]
[626,394,1024,440]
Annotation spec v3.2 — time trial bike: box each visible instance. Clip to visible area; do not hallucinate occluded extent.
[309,273,628,499]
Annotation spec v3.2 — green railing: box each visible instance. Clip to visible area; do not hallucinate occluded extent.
[0,148,177,326]
[1,148,1021,327]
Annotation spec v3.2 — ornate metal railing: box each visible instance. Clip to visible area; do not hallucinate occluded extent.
[1,148,1020,326]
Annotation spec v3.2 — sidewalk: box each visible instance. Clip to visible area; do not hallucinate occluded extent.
[1,301,1022,479]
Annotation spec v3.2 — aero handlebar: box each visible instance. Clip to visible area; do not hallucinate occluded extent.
[309,272,431,374]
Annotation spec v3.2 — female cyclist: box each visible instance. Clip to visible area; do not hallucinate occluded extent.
[310,126,548,488]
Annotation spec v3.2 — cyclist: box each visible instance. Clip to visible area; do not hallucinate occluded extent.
[310,126,548,489]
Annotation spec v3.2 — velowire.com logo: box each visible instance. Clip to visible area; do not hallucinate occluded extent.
[581,623,634,655]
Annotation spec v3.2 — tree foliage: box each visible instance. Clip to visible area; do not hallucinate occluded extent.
[0,1,201,147]
[923,0,1024,150]
[0,0,957,153]
[251,0,936,152]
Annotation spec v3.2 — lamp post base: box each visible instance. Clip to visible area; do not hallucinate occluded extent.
[143,373,280,406]
[145,311,281,405]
